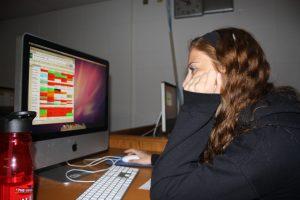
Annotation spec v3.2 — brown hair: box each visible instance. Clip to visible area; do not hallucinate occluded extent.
[190,28,273,163]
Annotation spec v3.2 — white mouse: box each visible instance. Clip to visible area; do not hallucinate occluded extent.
[122,155,140,163]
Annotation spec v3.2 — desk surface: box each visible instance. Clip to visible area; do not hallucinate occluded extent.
[36,148,152,200]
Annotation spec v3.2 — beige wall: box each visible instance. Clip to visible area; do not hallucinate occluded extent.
[0,0,299,131]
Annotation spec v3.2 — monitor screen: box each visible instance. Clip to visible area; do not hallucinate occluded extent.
[24,44,108,141]
[161,82,178,134]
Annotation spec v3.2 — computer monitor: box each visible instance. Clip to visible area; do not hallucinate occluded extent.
[14,33,109,170]
[161,81,178,134]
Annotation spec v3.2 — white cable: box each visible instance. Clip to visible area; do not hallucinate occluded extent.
[65,158,121,183]
[65,169,107,183]
[84,156,122,162]
[66,156,121,168]
[141,123,162,137]
[141,112,162,137]
[141,127,155,137]
[152,112,162,137]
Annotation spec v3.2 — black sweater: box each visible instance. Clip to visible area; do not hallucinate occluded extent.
[150,90,300,200]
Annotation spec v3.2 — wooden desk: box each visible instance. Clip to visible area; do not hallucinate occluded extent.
[110,134,167,152]
[36,148,152,200]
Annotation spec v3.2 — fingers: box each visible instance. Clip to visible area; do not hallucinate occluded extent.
[215,72,222,93]
[205,71,217,93]
[124,149,147,157]
[183,69,193,89]
[185,72,204,92]
[190,75,202,92]
[128,158,151,165]
[184,70,222,94]
[186,75,198,92]
[124,149,138,155]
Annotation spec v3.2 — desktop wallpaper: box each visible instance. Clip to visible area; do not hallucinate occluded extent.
[74,59,107,124]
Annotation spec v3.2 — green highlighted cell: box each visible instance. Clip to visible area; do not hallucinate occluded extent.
[66,113,73,117]
[48,70,55,74]
[40,86,47,92]
[40,87,55,92]
[40,109,47,117]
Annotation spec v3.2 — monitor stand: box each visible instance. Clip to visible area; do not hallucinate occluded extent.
[36,164,90,183]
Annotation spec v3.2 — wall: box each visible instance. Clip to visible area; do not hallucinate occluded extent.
[0,0,299,131]
[0,0,135,131]
[173,0,300,90]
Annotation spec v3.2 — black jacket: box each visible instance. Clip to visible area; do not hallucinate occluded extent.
[150,90,300,200]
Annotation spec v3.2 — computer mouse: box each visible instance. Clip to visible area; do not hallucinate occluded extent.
[122,155,140,163]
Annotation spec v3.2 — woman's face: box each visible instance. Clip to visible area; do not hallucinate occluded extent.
[187,48,218,77]
[183,48,223,94]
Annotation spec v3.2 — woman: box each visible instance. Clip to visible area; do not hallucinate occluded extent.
[125,28,300,199]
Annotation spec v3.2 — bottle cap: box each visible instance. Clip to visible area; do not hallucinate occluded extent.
[0,111,36,133]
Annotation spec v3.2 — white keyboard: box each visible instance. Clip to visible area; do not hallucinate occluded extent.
[76,166,139,200]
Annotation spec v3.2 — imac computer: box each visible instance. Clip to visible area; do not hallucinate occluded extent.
[161,81,178,134]
[14,33,109,172]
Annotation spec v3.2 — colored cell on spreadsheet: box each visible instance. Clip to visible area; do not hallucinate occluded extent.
[47,88,54,92]
[47,97,55,102]
[54,88,61,93]
[47,82,73,87]
[40,87,48,92]
[41,107,73,117]
[40,92,47,97]
[40,80,48,84]
[55,72,66,79]
[40,109,47,117]
[48,74,55,81]
[48,82,56,86]
[40,73,48,79]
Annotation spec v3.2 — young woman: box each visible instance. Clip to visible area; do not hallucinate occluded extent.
[125,28,300,200]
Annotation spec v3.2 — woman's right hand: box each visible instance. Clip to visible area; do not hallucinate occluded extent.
[124,149,152,165]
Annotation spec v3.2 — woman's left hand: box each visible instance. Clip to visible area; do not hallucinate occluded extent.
[183,70,222,94]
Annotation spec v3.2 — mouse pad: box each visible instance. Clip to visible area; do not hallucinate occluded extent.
[105,158,152,168]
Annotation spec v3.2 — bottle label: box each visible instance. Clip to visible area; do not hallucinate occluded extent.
[15,184,33,200]
[1,181,33,200]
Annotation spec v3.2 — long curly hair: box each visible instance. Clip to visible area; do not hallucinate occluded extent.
[189,28,274,163]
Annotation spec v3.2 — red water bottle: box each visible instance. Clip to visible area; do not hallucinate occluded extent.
[0,111,36,200]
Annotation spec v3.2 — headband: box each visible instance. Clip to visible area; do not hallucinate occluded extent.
[201,31,220,48]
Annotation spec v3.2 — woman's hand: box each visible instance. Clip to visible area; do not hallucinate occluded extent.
[124,149,152,165]
[183,69,222,94]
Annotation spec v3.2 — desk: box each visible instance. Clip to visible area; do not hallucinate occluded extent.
[36,148,152,200]
[110,134,167,152]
